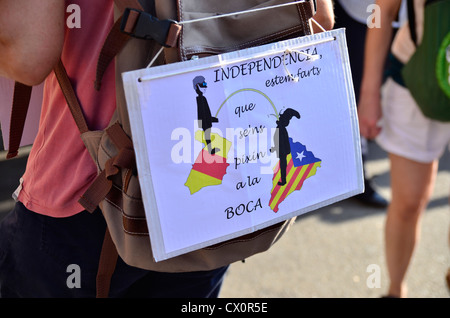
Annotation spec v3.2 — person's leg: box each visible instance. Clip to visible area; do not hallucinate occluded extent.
[384,153,438,297]
[119,265,229,298]
[0,202,106,297]
[278,155,287,186]
[204,128,213,153]
[204,128,219,155]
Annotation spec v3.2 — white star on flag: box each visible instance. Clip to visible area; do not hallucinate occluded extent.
[296,150,306,162]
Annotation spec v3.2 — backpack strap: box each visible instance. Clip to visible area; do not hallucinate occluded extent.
[407,0,438,47]
[53,59,134,298]
[7,59,88,160]
[94,0,145,90]
[94,17,132,90]
[96,227,119,298]
[7,59,90,158]
[53,60,89,133]
[6,82,33,159]
[407,0,417,46]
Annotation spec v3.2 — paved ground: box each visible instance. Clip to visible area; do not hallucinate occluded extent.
[220,142,450,298]
[0,143,448,298]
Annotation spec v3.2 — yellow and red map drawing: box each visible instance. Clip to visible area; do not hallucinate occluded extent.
[185,130,232,194]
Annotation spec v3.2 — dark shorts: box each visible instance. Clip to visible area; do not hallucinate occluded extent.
[0,202,228,298]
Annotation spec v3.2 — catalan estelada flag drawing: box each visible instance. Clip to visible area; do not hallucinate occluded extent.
[185,130,232,194]
[269,138,321,212]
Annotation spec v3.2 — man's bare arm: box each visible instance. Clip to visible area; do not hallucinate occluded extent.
[313,0,335,32]
[0,0,65,85]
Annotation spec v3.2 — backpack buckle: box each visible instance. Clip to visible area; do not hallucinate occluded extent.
[120,8,181,47]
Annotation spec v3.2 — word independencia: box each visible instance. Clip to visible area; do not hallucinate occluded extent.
[213,47,320,83]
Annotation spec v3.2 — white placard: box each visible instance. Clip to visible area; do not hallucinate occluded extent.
[122,29,364,261]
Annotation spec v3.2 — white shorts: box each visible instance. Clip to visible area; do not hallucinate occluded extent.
[376,78,450,163]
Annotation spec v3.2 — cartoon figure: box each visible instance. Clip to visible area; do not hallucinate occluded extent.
[270,108,300,186]
[193,76,220,154]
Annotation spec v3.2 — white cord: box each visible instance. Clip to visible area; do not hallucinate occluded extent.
[146,46,164,68]
[310,17,326,33]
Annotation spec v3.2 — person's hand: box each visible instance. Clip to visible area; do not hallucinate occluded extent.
[358,91,382,140]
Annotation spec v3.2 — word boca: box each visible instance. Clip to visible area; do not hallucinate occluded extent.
[225,198,263,219]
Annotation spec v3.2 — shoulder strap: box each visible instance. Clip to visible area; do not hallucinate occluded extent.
[94,0,145,90]
[7,61,89,159]
[407,0,417,46]
[6,82,33,159]
[96,228,119,298]
[407,0,442,46]
[94,17,132,90]
[53,60,89,134]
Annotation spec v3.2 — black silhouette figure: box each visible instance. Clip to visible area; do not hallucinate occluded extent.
[270,108,300,186]
[193,76,219,155]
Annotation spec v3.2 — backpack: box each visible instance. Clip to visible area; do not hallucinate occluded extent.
[6,0,316,297]
[401,0,450,121]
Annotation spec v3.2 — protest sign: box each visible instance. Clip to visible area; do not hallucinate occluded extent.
[122,28,364,261]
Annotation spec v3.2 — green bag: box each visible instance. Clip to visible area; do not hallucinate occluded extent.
[401,0,450,122]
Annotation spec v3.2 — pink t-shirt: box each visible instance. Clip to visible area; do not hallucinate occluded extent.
[17,0,116,217]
